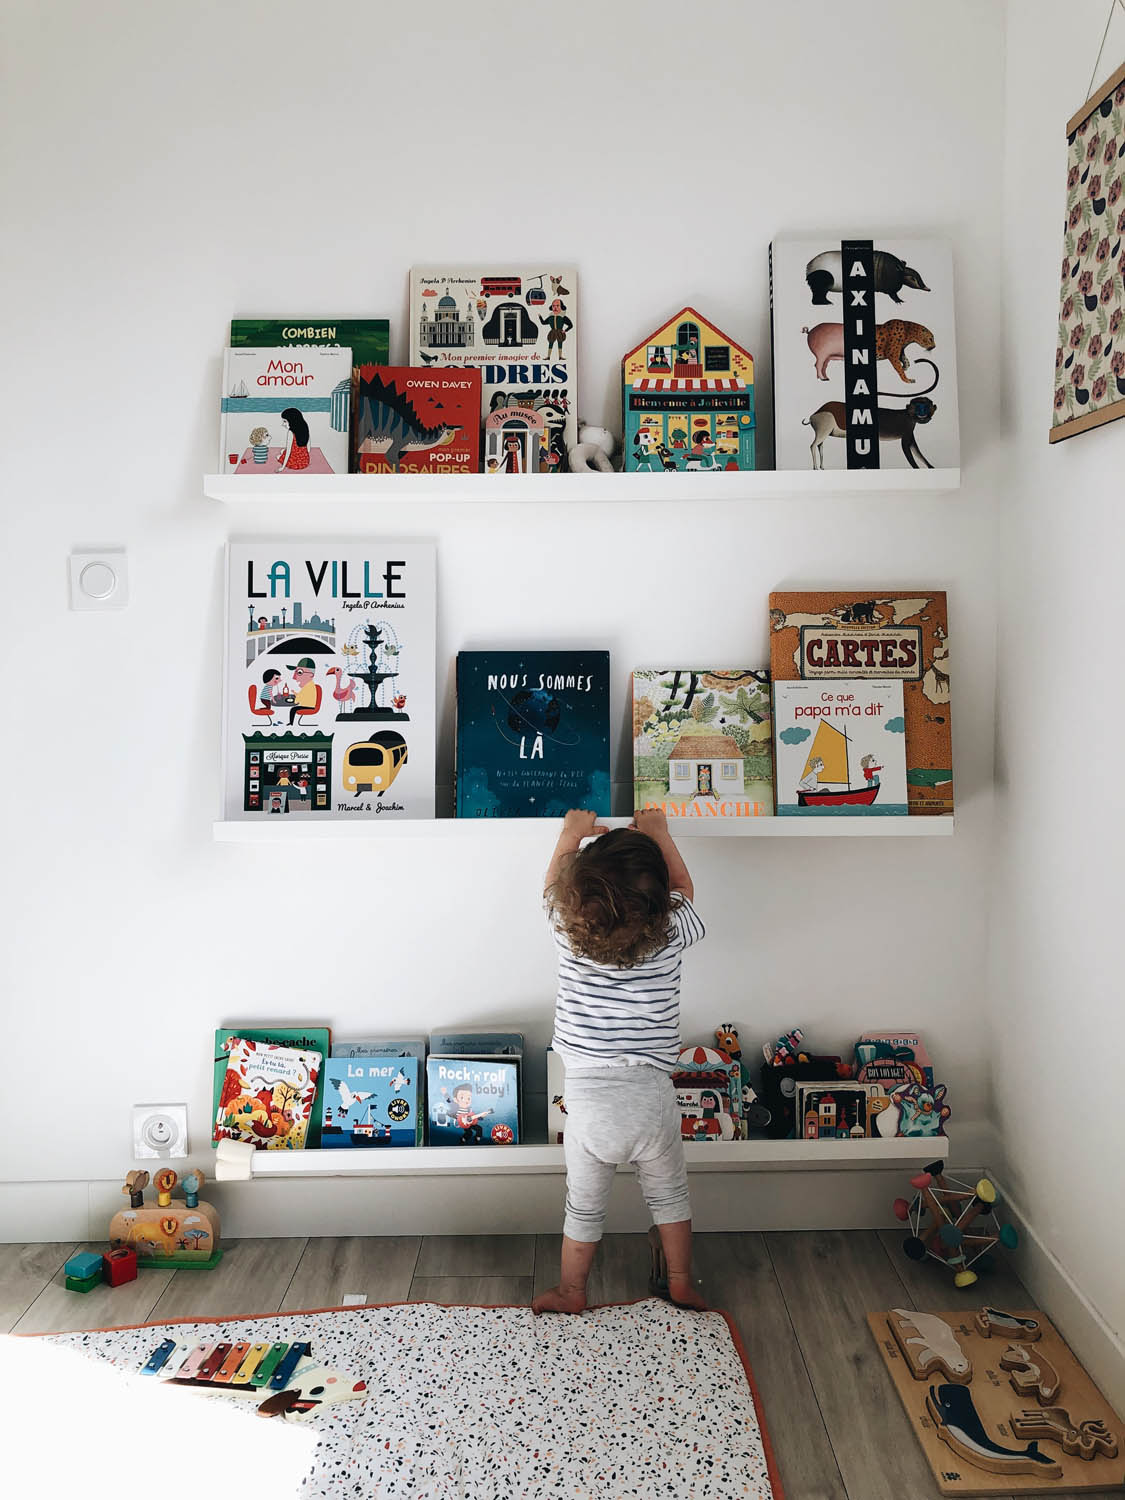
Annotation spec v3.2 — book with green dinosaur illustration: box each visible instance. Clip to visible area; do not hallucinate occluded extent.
[354,367,481,472]
[632,669,774,820]
[211,1025,331,1148]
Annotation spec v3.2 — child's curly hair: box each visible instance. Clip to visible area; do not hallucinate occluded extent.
[547,828,675,967]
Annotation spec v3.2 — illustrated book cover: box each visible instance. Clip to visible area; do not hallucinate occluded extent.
[426,1056,520,1145]
[769,590,952,814]
[223,541,436,822]
[455,652,611,818]
[320,1056,420,1147]
[211,1026,330,1148]
[796,1082,883,1140]
[220,347,352,475]
[773,678,908,816]
[770,236,959,471]
[409,267,577,470]
[633,669,773,821]
[332,1036,427,1066]
[214,1037,322,1151]
[354,366,481,473]
[672,1046,743,1142]
[547,1047,566,1144]
[229,319,390,471]
[855,1031,935,1092]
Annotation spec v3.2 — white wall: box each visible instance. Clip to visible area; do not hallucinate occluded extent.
[992,0,1125,1387]
[2,2,1006,1206]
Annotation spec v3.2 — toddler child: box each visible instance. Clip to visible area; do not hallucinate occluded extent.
[532,808,706,1314]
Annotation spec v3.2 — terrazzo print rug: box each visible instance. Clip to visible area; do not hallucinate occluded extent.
[38,1299,781,1498]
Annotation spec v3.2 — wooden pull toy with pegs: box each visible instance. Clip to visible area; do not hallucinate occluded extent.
[109,1164,221,1268]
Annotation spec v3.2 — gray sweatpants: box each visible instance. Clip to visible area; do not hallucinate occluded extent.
[562,1064,691,1243]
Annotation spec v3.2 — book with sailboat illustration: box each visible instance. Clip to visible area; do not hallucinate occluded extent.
[220,346,352,474]
[319,1057,420,1147]
[773,679,908,815]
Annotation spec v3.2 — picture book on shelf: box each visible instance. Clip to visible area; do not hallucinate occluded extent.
[332,1036,427,1066]
[769,590,952,814]
[855,1031,935,1092]
[633,669,773,820]
[672,1046,743,1142]
[426,1055,520,1145]
[547,1047,566,1144]
[456,652,610,818]
[354,367,481,473]
[214,1037,322,1150]
[223,541,436,822]
[769,235,959,472]
[220,347,352,475]
[409,267,577,470]
[796,1082,883,1140]
[320,1057,420,1147]
[211,1026,331,1148]
[773,678,908,816]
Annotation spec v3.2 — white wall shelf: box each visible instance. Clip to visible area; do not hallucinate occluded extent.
[203,469,960,504]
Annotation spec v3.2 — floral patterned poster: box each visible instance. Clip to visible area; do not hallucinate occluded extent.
[1052,59,1125,441]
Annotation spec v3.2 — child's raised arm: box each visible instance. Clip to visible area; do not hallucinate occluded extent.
[545,809,607,894]
[633,808,694,902]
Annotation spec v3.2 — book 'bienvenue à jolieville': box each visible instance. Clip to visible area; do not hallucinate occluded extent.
[632,669,774,821]
[456,652,610,818]
[354,366,481,473]
[320,1057,420,1148]
[220,346,352,475]
[409,267,577,471]
[768,590,952,813]
[223,542,436,822]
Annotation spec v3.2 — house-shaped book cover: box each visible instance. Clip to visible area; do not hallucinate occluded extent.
[773,678,908,816]
[456,651,610,818]
[220,347,352,474]
[622,308,755,472]
[354,366,481,473]
[320,1057,420,1147]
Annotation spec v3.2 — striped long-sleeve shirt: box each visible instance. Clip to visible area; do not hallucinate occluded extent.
[549,898,705,1071]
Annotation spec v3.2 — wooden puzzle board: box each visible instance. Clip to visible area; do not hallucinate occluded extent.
[868,1309,1125,1495]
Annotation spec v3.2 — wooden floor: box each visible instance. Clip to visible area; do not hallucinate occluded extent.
[0,1231,1103,1500]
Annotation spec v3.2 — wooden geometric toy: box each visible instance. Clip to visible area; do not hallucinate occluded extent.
[64,1251,103,1280]
[893,1160,1019,1286]
[109,1166,222,1269]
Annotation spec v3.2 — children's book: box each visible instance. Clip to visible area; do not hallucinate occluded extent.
[229,319,390,472]
[332,1036,427,1066]
[354,367,481,473]
[768,590,952,814]
[456,651,611,817]
[211,1026,331,1148]
[671,1047,743,1142]
[223,541,436,822]
[220,347,352,475]
[633,669,773,821]
[426,1056,520,1145]
[773,678,908,816]
[854,1031,935,1091]
[796,1082,879,1140]
[320,1057,420,1147]
[409,267,577,470]
[214,1037,322,1150]
[769,235,959,471]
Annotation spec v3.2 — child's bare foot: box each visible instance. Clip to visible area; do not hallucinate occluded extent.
[667,1272,708,1310]
[532,1284,587,1314]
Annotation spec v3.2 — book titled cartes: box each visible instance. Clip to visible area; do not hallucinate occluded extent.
[768,590,952,814]
[355,366,481,473]
[456,652,610,818]
[773,678,908,816]
[211,1026,331,1148]
[633,669,773,822]
[320,1057,420,1147]
[214,1037,322,1151]
[426,1056,520,1145]
[220,346,352,475]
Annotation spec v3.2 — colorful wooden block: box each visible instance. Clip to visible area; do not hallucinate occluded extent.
[64,1251,103,1280]
[65,1271,102,1293]
[102,1247,138,1286]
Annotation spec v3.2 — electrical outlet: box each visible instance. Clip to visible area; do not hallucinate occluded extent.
[133,1104,188,1160]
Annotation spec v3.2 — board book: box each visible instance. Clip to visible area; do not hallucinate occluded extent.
[220,346,352,475]
[547,1047,566,1144]
[672,1047,743,1142]
[332,1036,427,1065]
[211,1026,330,1148]
[633,669,773,820]
[773,678,907,816]
[426,1055,520,1145]
[409,266,577,469]
[354,366,481,473]
[320,1056,420,1147]
[855,1030,935,1091]
[214,1037,322,1151]
[223,541,436,822]
[456,652,610,818]
[769,590,952,814]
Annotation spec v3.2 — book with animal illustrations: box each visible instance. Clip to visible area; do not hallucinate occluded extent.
[211,1026,331,1148]
[223,541,436,822]
[633,669,773,821]
[354,367,481,473]
[768,591,952,814]
[220,346,353,475]
[769,236,959,471]
[455,651,611,818]
[214,1037,323,1151]
[320,1057,421,1147]
[409,267,578,471]
[230,319,390,472]
[773,679,908,817]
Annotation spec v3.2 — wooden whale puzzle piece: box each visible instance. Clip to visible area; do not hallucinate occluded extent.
[1001,1343,1062,1405]
[975,1306,1042,1340]
[887,1308,973,1383]
[1009,1407,1119,1461]
[926,1383,1064,1478]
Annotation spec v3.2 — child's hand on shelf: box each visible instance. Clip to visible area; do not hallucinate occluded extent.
[562,809,607,842]
[633,808,669,842]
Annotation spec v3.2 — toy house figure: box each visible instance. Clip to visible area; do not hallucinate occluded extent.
[484,405,547,474]
[623,308,755,472]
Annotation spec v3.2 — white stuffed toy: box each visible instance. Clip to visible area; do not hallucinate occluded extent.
[567,423,617,473]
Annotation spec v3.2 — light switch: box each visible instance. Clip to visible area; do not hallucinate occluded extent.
[70,550,128,610]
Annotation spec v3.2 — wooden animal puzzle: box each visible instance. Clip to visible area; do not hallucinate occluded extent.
[869,1306,1124,1494]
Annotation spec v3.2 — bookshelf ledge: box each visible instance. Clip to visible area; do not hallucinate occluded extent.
[203,469,961,503]
[214,1134,949,1182]
[212,816,954,842]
